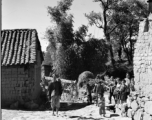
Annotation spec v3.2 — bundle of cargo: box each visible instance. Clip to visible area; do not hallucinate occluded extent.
[40,77,77,102]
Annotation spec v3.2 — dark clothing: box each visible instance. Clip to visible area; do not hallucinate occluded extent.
[96,84,104,98]
[108,93,115,104]
[120,84,127,103]
[96,84,105,106]
[48,81,63,97]
[87,94,92,104]
[108,85,116,104]
[130,83,135,92]
[86,84,92,95]
[113,85,121,104]
[86,84,92,104]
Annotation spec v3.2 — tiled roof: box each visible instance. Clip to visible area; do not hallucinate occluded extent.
[1,29,43,66]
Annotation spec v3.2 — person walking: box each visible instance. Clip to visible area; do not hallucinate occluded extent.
[113,78,121,105]
[96,80,106,117]
[47,74,63,116]
[99,96,106,117]
[130,78,135,92]
[125,73,131,96]
[86,81,92,105]
[108,81,116,104]
[96,80,105,104]
[120,79,127,104]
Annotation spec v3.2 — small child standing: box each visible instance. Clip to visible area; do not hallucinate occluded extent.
[99,96,106,117]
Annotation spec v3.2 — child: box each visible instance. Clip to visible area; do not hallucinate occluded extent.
[99,96,106,117]
[120,79,127,104]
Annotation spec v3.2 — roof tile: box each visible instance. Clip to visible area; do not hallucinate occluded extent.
[1,29,43,66]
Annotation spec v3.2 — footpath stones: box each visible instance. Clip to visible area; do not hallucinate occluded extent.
[143,112,151,120]
[131,100,139,111]
[125,93,152,120]
[144,101,152,115]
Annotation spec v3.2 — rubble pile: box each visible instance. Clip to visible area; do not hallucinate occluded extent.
[116,92,152,120]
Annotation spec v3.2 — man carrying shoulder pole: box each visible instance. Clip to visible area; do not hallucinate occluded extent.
[47,74,63,116]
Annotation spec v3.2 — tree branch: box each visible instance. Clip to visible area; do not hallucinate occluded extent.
[95,19,103,28]
[108,24,119,34]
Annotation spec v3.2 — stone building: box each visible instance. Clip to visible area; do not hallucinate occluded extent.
[134,0,152,96]
[1,29,44,107]
[41,51,52,77]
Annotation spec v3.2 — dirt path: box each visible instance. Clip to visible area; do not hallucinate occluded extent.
[2,104,131,120]
[2,94,131,120]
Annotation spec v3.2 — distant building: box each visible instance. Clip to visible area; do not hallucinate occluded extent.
[41,51,53,77]
[1,29,44,107]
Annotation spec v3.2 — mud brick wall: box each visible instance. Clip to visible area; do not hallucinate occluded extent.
[1,65,35,107]
[134,14,152,96]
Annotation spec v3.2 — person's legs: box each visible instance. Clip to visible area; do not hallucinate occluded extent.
[51,96,56,116]
[90,93,92,104]
[56,96,60,116]
[108,92,112,104]
[99,105,102,116]
[87,95,90,104]
[96,94,98,106]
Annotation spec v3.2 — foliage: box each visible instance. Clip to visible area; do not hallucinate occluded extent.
[74,25,88,44]
[42,51,52,66]
[81,38,109,74]
[110,0,148,64]
[85,0,148,65]
[45,0,109,80]
[46,0,76,79]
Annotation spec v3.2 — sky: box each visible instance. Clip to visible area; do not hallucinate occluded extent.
[2,0,104,51]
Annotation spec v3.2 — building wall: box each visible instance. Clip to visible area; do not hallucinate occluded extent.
[1,65,35,107]
[134,15,152,96]
[31,49,43,101]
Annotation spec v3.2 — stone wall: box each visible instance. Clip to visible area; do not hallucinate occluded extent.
[134,14,152,96]
[1,65,35,107]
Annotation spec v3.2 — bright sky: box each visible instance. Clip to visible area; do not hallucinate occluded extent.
[2,0,104,51]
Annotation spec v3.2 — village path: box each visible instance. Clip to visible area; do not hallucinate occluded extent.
[2,94,131,120]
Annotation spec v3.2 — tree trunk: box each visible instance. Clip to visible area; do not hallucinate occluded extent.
[105,33,115,68]
[129,39,133,64]
[102,6,115,68]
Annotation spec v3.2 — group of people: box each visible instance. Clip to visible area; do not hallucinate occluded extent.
[85,72,135,117]
[45,72,135,117]
[108,73,135,105]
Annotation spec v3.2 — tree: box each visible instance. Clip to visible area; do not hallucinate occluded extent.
[46,0,76,79]
[85,0,118,67]
[81,38,109,74]
[45,0,109,79]
[110,0,148,64]
[85,0,148,66]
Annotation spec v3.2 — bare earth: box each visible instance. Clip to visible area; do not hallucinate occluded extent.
[2,94,131,120]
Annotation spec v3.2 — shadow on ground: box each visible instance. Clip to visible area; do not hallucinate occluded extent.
[68,113,119,120]
[110,113,119,117]
[2,102,89,112]
[60,102,88,111]
[69,116,104,120]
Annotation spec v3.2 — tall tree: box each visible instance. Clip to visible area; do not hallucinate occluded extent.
[110,0,148,64]
[81,38,109,74]
[46,0,76,78]
[85,0,148,66]
[85,0,118,67]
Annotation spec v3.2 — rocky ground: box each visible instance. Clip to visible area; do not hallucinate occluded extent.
[2,104,131,120]
[2,94,132,120]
